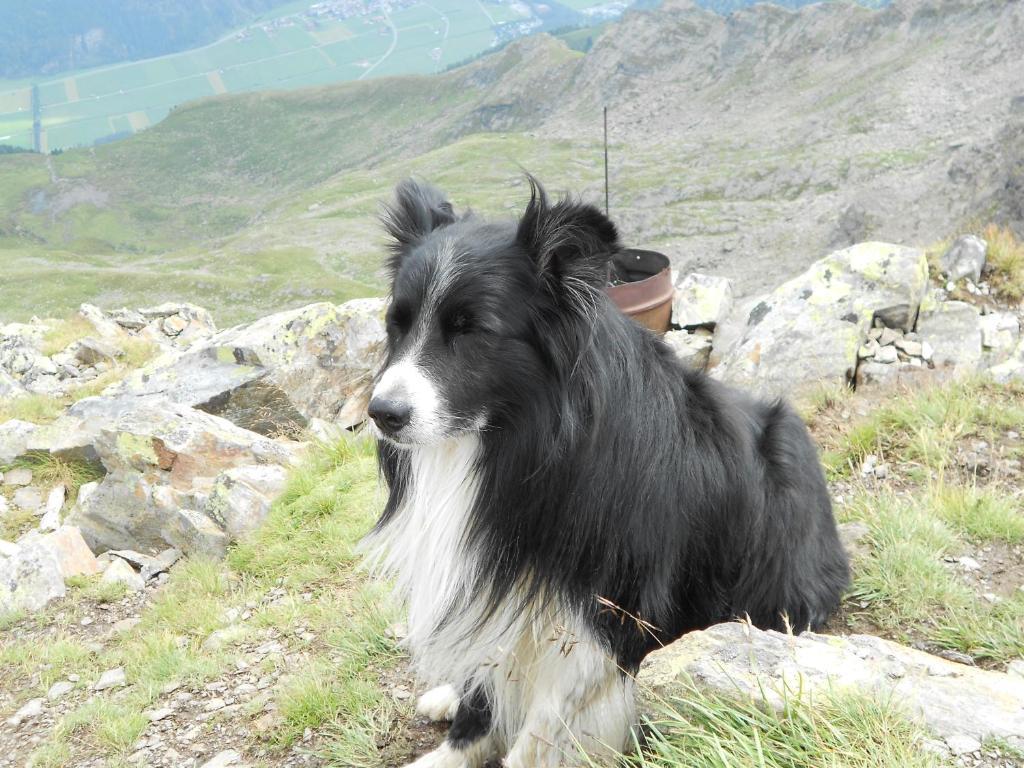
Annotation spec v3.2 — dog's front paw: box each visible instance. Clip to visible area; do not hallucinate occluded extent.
[416,684,461,722]
[404,743,467,768]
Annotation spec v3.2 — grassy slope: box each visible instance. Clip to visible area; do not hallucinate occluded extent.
[4,377,1024,766]
[0,36,591,325]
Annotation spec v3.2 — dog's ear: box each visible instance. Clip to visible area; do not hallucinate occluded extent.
[516,176,619,302]
[381,179,456,269]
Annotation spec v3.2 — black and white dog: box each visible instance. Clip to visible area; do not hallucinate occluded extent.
[361,178,849,768]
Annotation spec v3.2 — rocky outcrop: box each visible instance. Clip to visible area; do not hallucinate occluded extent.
[714,242,929,396]
[639,622,1024,757]
[108,299,387,434]
[65,399,298,556]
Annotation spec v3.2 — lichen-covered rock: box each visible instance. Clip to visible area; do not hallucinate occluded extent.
[940,234,987,283]
[638,622,1024,756]
[672,274,734,330]
[716,243,929,396]
[0,541,66,613]
[916,299,983,375]
[65,399,298,555]
[108,299,386,433]
[203,465,288,540]
[663,330,713,371]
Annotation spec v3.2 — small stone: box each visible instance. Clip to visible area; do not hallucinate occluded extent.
[858,340,879,359]
[146,707,174,722]
[12,486,43,511]
[47,681,74,700]
[874,345,899,364]
[204,697,227,712]
[860,455,878,475]
[3,467,32,486]
[199,749,243,768]
[873,464,889,479]
[945,734,982,755]
[81,616,94,626]
[894,338,923,357]
[6,698,44,726]
[956,556,982,572]
[110,617,142,634]
[877,327,900,346]
[101,558,145,591]
[93,667,127,691]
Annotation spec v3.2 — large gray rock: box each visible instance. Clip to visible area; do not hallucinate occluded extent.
[716,243,929,396]
[639,622,1024,755]
[672,274,734,330]
[109,299,386,433]
[0,420,37,464]
[65,399,298,555]
[0,541,66,613]
[940,234,987,283]
[915,298,983,376]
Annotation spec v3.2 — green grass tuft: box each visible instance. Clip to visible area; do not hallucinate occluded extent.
[631,682,943,768]
[40,316,94,357]
[984,223,1024,301]
[0,393,66,424]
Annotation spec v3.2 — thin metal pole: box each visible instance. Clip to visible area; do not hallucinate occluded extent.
[603,106,610,216]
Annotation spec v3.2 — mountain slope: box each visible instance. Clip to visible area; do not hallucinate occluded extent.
[0,0,1022,322]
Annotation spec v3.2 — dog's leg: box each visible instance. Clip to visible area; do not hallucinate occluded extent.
[416,684,461,722]
[404,686,497,768]
[502,640,635,768]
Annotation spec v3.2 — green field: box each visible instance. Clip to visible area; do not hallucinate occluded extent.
[0,0,615,152]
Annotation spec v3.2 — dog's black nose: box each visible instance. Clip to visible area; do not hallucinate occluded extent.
[368,397,412,434]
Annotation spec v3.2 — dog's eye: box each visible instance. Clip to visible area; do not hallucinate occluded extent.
[387,305,411,336]
[444,311,472,340]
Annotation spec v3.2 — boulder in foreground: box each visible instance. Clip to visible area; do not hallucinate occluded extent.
[638,622,1024,756]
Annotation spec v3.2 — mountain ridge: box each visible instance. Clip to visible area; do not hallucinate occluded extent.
[0,0,1021,321]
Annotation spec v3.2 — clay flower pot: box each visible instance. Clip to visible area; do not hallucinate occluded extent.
[605,248,673,334]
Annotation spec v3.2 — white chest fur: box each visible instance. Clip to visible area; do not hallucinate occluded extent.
[362,435,485,684]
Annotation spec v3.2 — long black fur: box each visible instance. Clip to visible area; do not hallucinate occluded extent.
[374,176,849,678]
